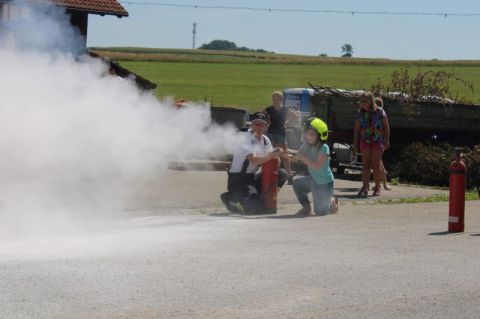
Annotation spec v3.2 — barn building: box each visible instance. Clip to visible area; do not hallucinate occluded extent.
[0,0,156,90]
[0,0,128,50]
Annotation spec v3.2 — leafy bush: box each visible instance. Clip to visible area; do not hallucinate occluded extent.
[370,68,474,104]
[390,143,480,188]
[464,145,480,189]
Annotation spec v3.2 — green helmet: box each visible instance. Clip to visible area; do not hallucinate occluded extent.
[304,117,329,141]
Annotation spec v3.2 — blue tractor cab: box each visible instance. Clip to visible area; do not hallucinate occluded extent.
[283,88,315,149]
[283,88,315,114]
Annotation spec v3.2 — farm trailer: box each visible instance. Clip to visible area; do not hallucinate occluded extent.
[284,87,480,173]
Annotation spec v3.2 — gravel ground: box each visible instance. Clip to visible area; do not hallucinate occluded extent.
[125,170,449,212]
[1,196,479,318]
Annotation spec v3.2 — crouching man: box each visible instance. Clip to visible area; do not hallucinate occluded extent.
[221,112,289,214]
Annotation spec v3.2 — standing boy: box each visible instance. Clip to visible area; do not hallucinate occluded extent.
[264,91,298,184]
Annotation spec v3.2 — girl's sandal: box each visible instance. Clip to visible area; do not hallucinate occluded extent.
[357,186,369,197]
[372,186,381,197]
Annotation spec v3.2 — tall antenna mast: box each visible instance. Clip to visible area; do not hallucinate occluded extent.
[192,22,197,49]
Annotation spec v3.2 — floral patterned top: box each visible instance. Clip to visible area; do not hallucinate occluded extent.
[356,108,388,144]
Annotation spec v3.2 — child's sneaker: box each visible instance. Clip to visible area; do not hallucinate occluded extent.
[230,201,246,214]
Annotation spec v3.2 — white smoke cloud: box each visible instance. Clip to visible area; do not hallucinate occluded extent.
[0,0,85,54]
[0,1,240,239]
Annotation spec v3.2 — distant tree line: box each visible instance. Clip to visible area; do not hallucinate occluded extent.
[201,40,353,57]
[199,40,274,53]
[318,44,354,58]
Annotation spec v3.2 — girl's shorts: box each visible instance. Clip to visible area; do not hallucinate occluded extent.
[360,140,384,151]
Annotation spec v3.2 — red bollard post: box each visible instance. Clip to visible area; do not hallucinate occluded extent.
[448,151,466,233]
[261,159,279,214]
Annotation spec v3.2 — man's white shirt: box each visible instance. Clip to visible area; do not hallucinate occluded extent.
[229,131,273,174]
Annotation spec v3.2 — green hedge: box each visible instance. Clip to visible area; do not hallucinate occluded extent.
[390,143,480,188]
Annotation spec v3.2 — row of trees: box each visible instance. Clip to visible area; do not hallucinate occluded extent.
[199,39,354,57]
[199,40,273,53]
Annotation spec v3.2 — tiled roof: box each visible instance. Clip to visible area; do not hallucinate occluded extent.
[17,0,129,17]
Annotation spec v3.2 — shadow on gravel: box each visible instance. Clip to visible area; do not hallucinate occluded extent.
[265,214,311,219]
[208,212,314,220]
[208,212,267,220]
[428,231,461,236]
[209,212,231,217]
[470,233,480,236]
[336,194,365,200]
[336,174,362,182]
[336,187,361,193]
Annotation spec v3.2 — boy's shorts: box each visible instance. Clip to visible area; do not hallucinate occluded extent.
[267,133,286,146]
[360,140,384,151]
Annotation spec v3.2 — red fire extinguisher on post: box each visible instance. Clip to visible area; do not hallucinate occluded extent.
[261,159,279,214]
[448,150,466,233]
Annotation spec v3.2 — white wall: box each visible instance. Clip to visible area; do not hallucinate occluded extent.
[1,3,8,22]
[0,3,32,22]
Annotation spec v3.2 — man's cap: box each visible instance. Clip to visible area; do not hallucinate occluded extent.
[249,112,268,124]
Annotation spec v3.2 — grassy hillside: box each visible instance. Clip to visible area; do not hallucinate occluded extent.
[93,47,480,66]
[93,48,480,111]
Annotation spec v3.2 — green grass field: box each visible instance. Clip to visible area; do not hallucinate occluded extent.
[93,48,480,111]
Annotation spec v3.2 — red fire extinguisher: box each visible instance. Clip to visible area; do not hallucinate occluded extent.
[261,159,279,214]
[449,151,466,233]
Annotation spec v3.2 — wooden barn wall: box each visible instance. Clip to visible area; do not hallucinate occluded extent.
[68,11,88,50]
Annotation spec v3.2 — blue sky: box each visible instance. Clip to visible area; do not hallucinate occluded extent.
[87,0,480,60]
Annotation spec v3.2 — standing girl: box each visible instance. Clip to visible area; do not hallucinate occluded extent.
[293,117,338,216]
[374,97,393,191]
[354,92,391,196]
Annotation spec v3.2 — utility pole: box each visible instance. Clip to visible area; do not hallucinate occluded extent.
[192,22,197,49]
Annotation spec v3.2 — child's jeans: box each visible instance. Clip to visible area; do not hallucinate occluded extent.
[293,177,334,215]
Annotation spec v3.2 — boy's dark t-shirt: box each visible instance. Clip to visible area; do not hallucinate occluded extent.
[265,106,288,136]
